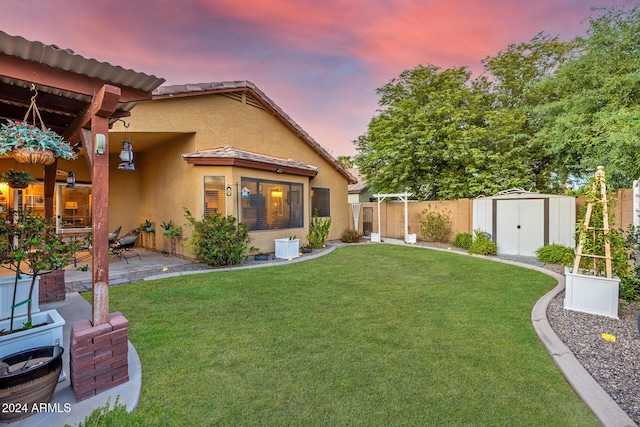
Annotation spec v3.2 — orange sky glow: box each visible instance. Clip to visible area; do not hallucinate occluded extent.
[1,0,634,156]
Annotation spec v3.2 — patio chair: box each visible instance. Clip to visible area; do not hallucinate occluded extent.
[111,229,141,264]
[108,225,122,245]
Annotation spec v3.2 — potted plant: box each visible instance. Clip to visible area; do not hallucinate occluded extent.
[168,224,182,238]
[0,119,77,165]
[161,220,174,235]
[0,169,37,189]
[141,219,153,232]
[248,246,269,261]
[564,166,631,318]
[274,235,300,260]
[0,211,73,419]
[0,210,74,348]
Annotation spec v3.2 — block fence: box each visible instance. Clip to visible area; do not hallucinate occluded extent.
[70,312,129,401]
[349,189,634,241]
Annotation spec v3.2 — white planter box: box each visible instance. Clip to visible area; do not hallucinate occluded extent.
[564,267,620,319]
[370,233,381,242]
[0,309,65,358]
[405,233,417,244]
[275,238,300,259]
[0,275,39,321]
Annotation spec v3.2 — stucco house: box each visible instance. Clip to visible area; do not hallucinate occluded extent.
[108,81,355,254]
[347,167,374,204]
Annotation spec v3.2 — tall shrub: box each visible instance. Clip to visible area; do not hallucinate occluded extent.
[419,205,452,242]
[184,208,250,266]
[307,210,331,248]
[468,229,497,256]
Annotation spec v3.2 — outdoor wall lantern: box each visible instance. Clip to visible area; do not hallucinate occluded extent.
[276,168,283,173]
[118,141,135,171]
[66,171,76,189]
[94,133,106,155]
[226,186,232,197]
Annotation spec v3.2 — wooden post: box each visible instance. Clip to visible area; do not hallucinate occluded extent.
[43,160,58,220]
[89,85,121,326]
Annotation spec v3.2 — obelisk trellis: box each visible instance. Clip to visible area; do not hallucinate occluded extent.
[572,166,612,278]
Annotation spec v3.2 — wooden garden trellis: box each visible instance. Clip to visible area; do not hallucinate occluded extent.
[573,166,612,278]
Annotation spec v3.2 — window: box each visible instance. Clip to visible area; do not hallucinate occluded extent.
[204,176,226,215]
[57,184,92,231]
[240,178,303,231]
[311,187,330,217]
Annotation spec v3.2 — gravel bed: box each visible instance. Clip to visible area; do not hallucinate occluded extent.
[547,285,640,424]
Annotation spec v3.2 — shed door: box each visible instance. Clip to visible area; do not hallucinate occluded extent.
[496,199,544,256]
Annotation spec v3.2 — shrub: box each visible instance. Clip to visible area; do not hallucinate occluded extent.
[419,206,452,242]
[184,208,250,266]
[468,229,497,256]
[307,210,331,248]
[452,232,473,250]
[341,228,362,243]
[535,244,574,265]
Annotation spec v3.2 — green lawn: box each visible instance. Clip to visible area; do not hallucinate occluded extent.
[88,244,599,426]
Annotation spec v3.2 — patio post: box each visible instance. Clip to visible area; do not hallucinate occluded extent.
[89,85,121,326]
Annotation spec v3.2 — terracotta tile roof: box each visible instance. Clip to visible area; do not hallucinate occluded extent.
[154,81,356,184]
[182,146,319,177]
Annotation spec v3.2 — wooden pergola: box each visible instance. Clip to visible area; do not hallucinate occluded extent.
[0,31,165,325]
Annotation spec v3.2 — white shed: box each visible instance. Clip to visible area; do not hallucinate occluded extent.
[472,189,575,257]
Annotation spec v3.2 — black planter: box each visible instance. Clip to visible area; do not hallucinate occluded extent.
[0,345,64,422]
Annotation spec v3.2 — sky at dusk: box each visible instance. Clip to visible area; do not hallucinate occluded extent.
[0,0,634,157]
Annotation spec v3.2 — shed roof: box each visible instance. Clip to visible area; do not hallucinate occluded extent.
[476,188,574,200]
[154,81,355,184]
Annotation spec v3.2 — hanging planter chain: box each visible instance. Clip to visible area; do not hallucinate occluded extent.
[11,87,56,165]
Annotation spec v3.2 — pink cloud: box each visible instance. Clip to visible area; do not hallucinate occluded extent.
[1,0,634,157]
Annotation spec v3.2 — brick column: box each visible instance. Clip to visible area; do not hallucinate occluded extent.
[39,270,66,303]
[70,312,129,401]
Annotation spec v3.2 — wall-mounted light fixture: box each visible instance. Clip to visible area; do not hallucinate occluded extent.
[66,171,76,189]
[226,186,232,197]
[118,141,135,171]
[275,168,283,173]
[95,133,106,155]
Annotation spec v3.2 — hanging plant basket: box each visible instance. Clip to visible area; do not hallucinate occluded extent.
[7,182,28,189]
[0,90,77,164]
[0,169,37,189]
[11,147,56,166]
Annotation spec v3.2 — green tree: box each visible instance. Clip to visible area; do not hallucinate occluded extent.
[355,65,484,199]
[533,5,640,188]
[336,156,354,168]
